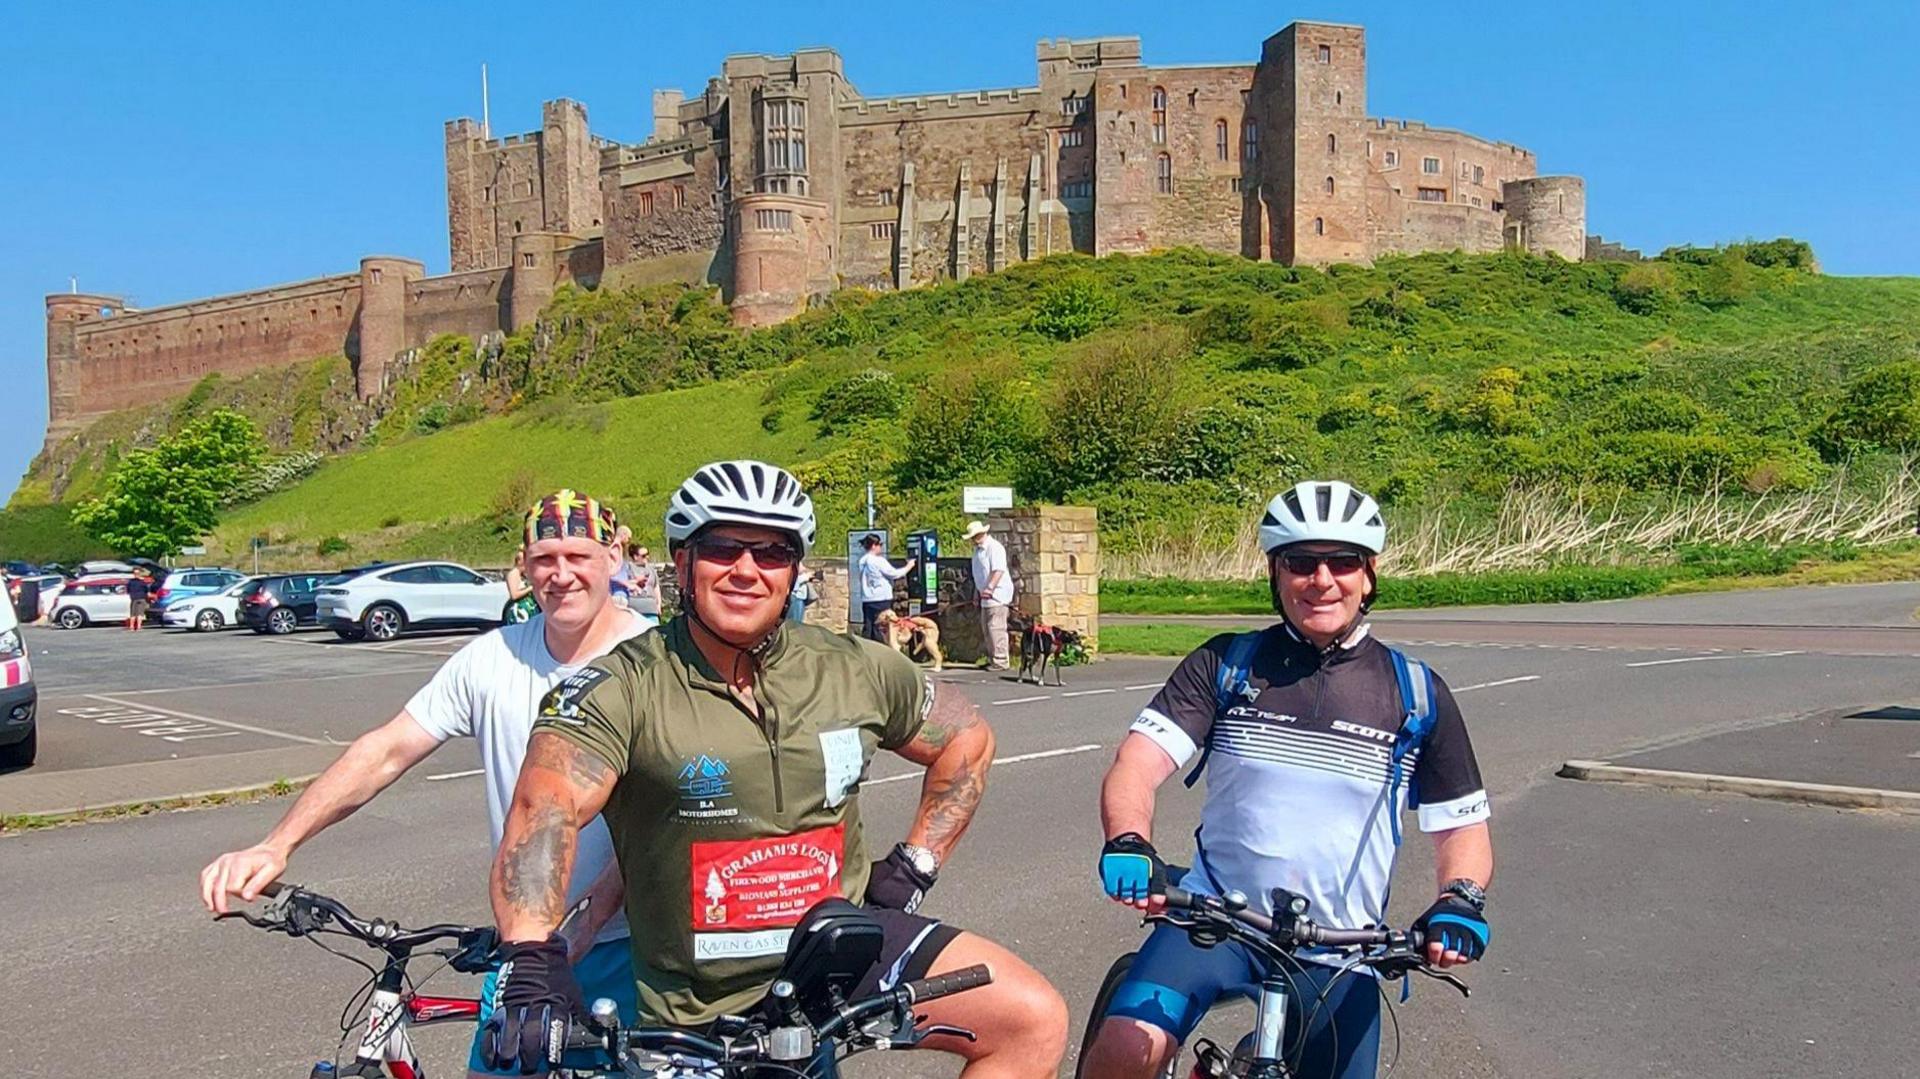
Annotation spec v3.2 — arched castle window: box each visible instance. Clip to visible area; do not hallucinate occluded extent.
[1314,217,1325,235]
[1156,154,1173,194]
[1242,120,1258,163]
[1216,120,1229,161]
[1324,176,1335,195]
[1328,133,1337,154]
[1151,86,1167,145]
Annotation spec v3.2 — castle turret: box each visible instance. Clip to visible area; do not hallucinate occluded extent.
[355,256,423,398]
[1254,22,1370,267]
[1502,176,1585,260]
[541,99,599,235]
[43,293,124,449]
[730,193,828,326]
[506,232,566,330]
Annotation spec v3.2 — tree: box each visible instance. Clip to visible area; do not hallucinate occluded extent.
[72,410,265,557]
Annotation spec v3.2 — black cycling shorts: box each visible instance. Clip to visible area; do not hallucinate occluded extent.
[853,907,964,997]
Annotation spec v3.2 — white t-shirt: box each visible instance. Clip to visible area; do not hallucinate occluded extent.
[857,550,907,603]
[404,611,653,946]
[971,536,1014,605]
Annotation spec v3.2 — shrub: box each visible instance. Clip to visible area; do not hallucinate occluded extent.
[317,535,351,557]
[1612,263,1680,315]
[1032,327,1188,495]
[1813,361,1920,461]
[1029,277,1117,341]
[895,368,1034,488]
[811,369,905,433]
[380,515,403,529]
[414,401,453,433]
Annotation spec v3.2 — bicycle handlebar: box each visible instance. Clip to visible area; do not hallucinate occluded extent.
[221,882,498,967]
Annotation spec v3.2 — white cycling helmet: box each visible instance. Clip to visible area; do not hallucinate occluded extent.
[664,460,818,557]
[1259,480,1386,556]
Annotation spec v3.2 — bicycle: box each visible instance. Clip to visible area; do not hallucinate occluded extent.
[1077,877,1470,1079]
[218,881,499,1077]
[557,900,995,1077]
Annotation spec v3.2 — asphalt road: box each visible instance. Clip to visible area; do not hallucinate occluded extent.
[3,590,1918,1077]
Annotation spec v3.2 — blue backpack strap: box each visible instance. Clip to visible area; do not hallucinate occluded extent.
[1182,630,1263,789]
[1384,646,1437,846]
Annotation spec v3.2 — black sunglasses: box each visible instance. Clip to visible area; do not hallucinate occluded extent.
[1278,551,1368,577]
[694,537,799,570]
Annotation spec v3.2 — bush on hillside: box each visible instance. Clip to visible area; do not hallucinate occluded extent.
[1029,327,1189,496]
[895,368,1033,488]
[1029,277,1117,341]
[811,369,905,433]
[1613,263,1682,315]
[1813,361,1920,461]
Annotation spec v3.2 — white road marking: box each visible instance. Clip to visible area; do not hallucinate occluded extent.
[866,743,1105,786]
[80,694,333,745]
[1452,675,1542,692]
[1061,688,1116,698]
[106,665,442,696]
[1624,650,1803,668]
[993,695,1053,705]
[427,768,485,781]
[1123,682,1165,691]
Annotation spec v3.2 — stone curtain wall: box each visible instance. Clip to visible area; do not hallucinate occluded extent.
[989,505,1100,651]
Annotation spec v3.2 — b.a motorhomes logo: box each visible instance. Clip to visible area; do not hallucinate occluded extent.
[690,823,845,932]
[678,755,739,821]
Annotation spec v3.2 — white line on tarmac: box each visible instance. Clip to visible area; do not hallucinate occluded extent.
[1061,688,1116,698]
[1625,650,1803,668]
[427,769,485,781]
[867,743,1104,786]
[993,695,1053,705]
[84,693,333,745]
[105,666,442,696]
[1452,675,1542,692]
[1123,683,1165,691]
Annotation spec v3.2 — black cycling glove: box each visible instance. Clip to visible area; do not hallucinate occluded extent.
[864,845,937,913]
[1099,833,1168,904]
[1412,895,1490,961]
[480,936,586,1074]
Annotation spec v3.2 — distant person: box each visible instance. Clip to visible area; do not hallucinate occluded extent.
[609,525,638,610]
[502,551,538,624]
[125,570,151,632]
[628,544,662,618]
[966,521,1014,671]
[857,533,916,642]
[787,562,823,624]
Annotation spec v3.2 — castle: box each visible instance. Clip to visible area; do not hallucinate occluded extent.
[42,21,1584,448]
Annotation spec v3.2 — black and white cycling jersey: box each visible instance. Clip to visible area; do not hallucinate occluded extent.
[1130,623,1490,942]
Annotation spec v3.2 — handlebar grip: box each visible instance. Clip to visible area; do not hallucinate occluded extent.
[902,963,993,1005]
[257,881,288,899]
[1161,886,1193,909]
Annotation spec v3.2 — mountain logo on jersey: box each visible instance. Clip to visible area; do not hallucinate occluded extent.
[679,755,733,799]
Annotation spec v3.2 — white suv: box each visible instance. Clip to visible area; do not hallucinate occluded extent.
[316,560,508,642]
[162,576,259,632]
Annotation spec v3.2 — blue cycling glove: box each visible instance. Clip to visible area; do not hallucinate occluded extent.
[1412,895,1490,961]
[1099,833,1167,904]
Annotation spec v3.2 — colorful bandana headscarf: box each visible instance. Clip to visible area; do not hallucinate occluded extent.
[522,489,619,547]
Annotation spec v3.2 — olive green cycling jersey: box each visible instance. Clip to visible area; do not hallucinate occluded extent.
[532,616,931,1025]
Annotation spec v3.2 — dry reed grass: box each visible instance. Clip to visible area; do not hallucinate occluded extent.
[1107,463,1918,580]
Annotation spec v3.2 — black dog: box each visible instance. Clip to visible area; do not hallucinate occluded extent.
[1014,615,1083,687]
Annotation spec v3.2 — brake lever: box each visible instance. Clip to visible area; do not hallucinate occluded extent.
[887,1020,977,1049]
[1410,965,1471,998]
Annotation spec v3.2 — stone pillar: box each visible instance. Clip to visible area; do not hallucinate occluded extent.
[355,256,423,399]
[988,157,1008,273]
[953,161,971,281]
[895,162,916,291]
[652,90,685,141]
[1023,152,1042,261]
[988,505,1100,654]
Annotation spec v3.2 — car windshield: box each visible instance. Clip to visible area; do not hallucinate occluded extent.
[221,579,255,596]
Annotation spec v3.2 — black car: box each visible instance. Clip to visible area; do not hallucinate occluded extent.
[4,561,40,578]
[238,573,329,634]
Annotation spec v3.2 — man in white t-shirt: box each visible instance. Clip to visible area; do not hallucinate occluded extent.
[199,488,653,1078]
[965,520,1014,671]
[856,532,915,642]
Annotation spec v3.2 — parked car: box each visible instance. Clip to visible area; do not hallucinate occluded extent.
[0,594,35,766]
[162,576,259,632]
[50,578,132,628]
[150,567,247,623]
[237,573,330,634]
[71,559,136,578]
[318,560,509,641]
[4,560,41,577]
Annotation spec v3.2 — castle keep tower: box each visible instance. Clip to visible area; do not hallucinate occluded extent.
[1503,176,1586,260]
[43,293,125,448]
[1257,23,1370,266]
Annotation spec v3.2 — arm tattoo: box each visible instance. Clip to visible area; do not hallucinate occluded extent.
[919,755,985,853]
[497,799,574,926]
[903,683,983,758]
[526,733,615,790]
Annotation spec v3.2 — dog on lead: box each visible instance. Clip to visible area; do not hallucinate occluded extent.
[876,608,945,671]
[1013,614,1082,687]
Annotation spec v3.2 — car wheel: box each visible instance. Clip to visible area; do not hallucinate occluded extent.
[363,603,405,642]
[335,626,366,642]
[194,609,223,632]
[55,607,85,630]
[267,607,298,635]
[0,726,34,768]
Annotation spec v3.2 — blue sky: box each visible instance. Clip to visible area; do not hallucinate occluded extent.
[3,1,1916,503]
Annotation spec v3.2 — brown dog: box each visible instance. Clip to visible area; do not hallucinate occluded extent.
[876,608,945,670]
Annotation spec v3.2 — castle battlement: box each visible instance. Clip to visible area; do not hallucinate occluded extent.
[842,86,1042,118]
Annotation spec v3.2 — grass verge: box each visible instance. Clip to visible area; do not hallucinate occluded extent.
[0,776,308,836]
[1101,623,1225,656]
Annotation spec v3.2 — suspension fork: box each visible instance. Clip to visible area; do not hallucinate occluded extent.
[1244,971,1293,1079]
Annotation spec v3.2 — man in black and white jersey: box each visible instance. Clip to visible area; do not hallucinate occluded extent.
[1083,480,1495,1079]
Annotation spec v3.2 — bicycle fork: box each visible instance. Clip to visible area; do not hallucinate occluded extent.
[1244,972,1292,1079]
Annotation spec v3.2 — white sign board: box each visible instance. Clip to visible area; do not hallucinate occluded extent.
[179,545,207,556]
[963,486,1014,514]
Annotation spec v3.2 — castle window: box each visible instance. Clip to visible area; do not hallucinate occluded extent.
[1061,129,1084,148]
[879,189,894,206]
[483,186,494,203]
[1327,133,1337,154]
[1216,120,1228,160]
[1318,45,1331,63]
[763,97,807,181]
[1231,177,1244,193]
[1062,180,1092,199]
[1241,89,1250,106]
[369,268,382,284]
[1187,89,1197,108]
[309,308,318,322]
[1422,156,1441,175]
[1156,154,1173,194]
[1314,217,1324,235]
[1473,164,1485,185]
[1471,196,1483,207]
[1336,91,1343,105]
[754,208,794,231]
[1324,176,1335,195]
[523,179,535,197]
[1417,187,1446,202]
[871,222,894,239]
[1384,150,1398,168]
[1060,94,1088,116]
[641,191,655,216]
[513,220,523,233]
[1151,87,1166,144]
[523,253,536,267]
[674,185,686,210]
[1242,120,1258,163]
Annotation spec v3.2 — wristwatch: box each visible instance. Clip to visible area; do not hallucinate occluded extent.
[897,843,940,879]
[1440,878,1487,913]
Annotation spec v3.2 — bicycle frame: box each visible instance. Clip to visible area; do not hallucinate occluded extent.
[343,960,481,1079]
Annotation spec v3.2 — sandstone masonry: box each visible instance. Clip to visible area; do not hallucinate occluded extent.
[43,20,1584,450]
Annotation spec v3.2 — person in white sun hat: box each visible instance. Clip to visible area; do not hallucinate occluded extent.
[965,520,1013,671]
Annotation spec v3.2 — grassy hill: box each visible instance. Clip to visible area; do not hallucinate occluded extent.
[10,243,1920,574]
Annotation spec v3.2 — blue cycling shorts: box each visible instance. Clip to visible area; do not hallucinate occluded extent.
[468,936,638,1075]
[1102,922,1382,1079]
